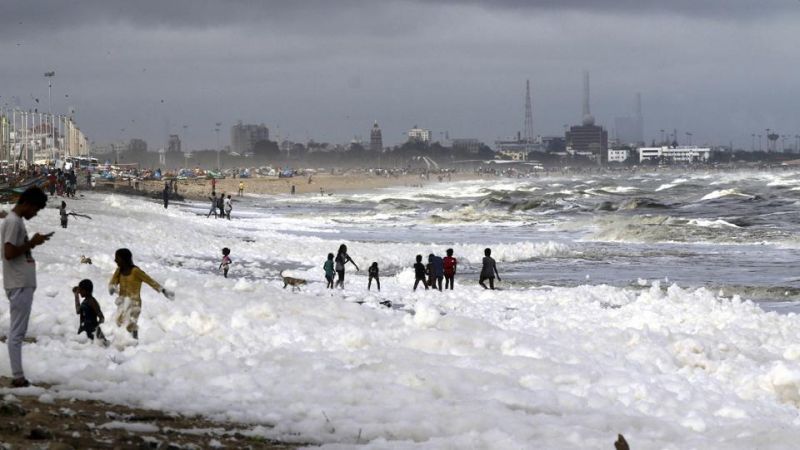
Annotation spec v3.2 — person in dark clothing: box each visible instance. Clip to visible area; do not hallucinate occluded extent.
[479,248,501,290]
[334,244,359,289]
[217,192,225,218]
[413,255,428,291]
[162,182,170,208]
[430,253,444,291]
[367,262,380,291]
[60,201,68,229]
[443,248,457,290]
[73,279,108,345]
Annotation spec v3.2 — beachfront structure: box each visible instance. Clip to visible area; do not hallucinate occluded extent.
[452,138,481,154]
[407,126,431,143]
[608,148,631,163]
[370,121,383,152]
[566,122,608,163]
[231,122,269,155]
[499,150,528,161]
[0,109,89,164]
[639,146,711,163]
[565,71,608,164]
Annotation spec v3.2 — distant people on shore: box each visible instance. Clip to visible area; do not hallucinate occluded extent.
[109,248,174,340]
[162,182,170,209]
[479,248,500,290]
[334,244,359,289]
[1,187,52,388]
[238,181,244,197]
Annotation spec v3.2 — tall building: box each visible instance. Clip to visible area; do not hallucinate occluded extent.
[523,79,534,152]
[614,93,644,146]
[370,121,383,152]
[407,125,431,143]
[128,138,148,154]
[165,134,183,167]
[167,134,181,153]
[231,122,269,155]
[566,71,608,164]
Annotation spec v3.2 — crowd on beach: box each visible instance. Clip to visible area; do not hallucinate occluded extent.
[1,182,504,389]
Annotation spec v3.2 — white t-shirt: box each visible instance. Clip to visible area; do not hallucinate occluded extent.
[1,211,37,289]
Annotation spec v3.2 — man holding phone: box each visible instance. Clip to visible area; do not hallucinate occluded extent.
[1,187,52,388]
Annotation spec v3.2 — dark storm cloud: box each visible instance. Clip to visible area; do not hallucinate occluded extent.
[420,0,798,18]
[1,0,796,36]
[2,0,798,149]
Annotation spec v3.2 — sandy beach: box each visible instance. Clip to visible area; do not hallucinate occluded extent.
[96,172,481,200]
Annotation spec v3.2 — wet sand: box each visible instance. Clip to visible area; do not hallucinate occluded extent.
[0,377,298,449]
[98,173,479,201]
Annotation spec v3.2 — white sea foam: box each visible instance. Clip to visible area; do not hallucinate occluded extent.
[2,183,800,448]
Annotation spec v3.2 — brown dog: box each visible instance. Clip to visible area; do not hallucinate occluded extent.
[80,255,93,265]
[280,270,307,291]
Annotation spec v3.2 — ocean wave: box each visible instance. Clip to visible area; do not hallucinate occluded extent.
[588,215,786,244]
[700,189,758,201]
[687,218,741,228]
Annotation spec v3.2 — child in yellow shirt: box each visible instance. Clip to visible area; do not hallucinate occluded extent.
[108,248,174,339]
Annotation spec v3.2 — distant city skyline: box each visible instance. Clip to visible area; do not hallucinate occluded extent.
[1,0,798,150]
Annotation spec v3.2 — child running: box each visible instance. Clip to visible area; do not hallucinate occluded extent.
[108,248,174,340]
[479,248,501,290]
[413,255,428,291]
[443,248,457,290]
[219,247,232,278]
[324,253,335,289]
[73,279,108,346]
[368,262,380,291]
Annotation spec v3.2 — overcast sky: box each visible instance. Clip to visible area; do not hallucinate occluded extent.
[1,0,798,150]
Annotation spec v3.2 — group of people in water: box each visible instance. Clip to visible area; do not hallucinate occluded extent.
[320,244,501,292]
[2,183,502,389]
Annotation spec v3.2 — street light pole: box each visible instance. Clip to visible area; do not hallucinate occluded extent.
[44,71,55,164]
[215,122,221,170]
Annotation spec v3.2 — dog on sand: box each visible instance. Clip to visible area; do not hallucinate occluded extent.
[280,270,307,291]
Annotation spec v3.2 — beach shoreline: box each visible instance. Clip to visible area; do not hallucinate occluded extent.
[93,172,482,201]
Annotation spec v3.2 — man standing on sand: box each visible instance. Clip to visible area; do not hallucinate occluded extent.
[238,181,244,197]
[1,187,52,388]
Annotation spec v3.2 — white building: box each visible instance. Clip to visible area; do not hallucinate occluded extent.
[231,122,269,155]
[499,150,527,161]
[639,146,711,163]
[407,126,431,143]
[608,148,631,163]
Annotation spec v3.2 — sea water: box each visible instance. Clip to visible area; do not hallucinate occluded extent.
[2,169,800,449]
